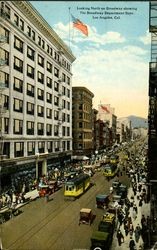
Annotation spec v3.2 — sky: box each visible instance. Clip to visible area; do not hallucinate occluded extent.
[31,1,150,119]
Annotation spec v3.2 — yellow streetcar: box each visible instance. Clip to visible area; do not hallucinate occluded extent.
[110,155,119,164]
[103,164,118,177]
[64,173,90,199]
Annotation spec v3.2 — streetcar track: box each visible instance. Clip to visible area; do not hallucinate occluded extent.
[3,173,112,250]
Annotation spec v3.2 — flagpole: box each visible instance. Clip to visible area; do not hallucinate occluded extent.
[69,7,71,49]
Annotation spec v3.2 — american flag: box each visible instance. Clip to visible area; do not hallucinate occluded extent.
[71,14,88,36]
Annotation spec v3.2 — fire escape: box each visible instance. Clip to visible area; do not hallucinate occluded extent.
[0,29,7,160]
[148,1,157,245]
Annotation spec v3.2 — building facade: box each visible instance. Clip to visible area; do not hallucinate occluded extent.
[97,104,117,145]
[0,1,75,185]
[72,86,94,156]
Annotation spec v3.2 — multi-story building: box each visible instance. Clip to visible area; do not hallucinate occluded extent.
[94,119,110,151]
[0,1,75,187]
[72,86,94,156]
[97,104,117,145]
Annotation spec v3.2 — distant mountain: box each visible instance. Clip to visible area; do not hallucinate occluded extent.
[118,115,148,129]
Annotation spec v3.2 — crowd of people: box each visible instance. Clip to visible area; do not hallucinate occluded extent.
[114,151,150,250]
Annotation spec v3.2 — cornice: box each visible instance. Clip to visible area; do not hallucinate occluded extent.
[11,1,76,63]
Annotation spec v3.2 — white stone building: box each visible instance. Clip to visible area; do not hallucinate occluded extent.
[0,1,75,179]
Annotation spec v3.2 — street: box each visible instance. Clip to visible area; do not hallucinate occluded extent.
[1,171,117,250]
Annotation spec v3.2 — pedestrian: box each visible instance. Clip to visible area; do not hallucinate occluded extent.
[141,214,146,226]
[129,237,136,250]
[117,229,124,246]
[139,197,143,207]
[133,204,138,214]
[134,224,141,243]
[124,221,129,236]
[45,192,49,203]
[129,223,134,236]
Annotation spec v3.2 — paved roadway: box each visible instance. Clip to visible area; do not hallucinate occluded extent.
[1,172,115,250]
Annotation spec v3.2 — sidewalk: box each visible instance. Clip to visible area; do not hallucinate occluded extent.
[0,189,39,214]
[111,187,150,250]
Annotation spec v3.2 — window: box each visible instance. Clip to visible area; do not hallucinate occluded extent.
[46,92,52,103]
[62,113,66,122]
[67,127,70,136]
[14,13,19,26]
[32,30,35,41]
[27,46,35,60]
[50,48,53,56]
[38,36,41,46]
[13,119,23,134]
[54,110,59,120]
[14,57,23,73]
[38,71,44,84]
[47,77,52,88]
[54,125,59,136]
[62,73,66,82]
[14,142,24,157]
[38,55,44,67]
[47,61,52,73]
[67,102,70,110]
[27,102,34,115]
[13,98,23,113]
[37,123,44,135]
[14,77,23,92]
[54,82,59,92]
[79,113,83,119]
[4,28,9,43]
[67,89,70,98]
[3,5,10,19]
[27,121,34,135]
[79,104,83,110]
[27,65,34,79]
[38,141,45,153]
[54,67,59,77]
[79,122,83,128]
[1,72,9,87]
[4,118,9,133]
[47,141,52,152]
[47,44,50,53]
[62,126,66,136]
[67,76,70,85]
[37,105,44,117]
[46,124,52,136]
[67,114,70,123]
[38,88,44,101]
[14,36,23,52]
[54,51,59,61]
[1,49,9,66]
[67,141,70,150]
[4,50,9,65]
[54,141,59,151]
[3,95,9,110]
[27,142,35,156]
[62,86,66,95]
[42,40,45,49]
[46,108,52,118]
[27,26,31,37]
[62,99,66,109]
[19,19,24,31]
[27,83,34,97]
[54,96,59,106]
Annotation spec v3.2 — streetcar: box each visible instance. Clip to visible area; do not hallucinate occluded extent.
[64,173,90,199]
[110,155,119,164]
[103,164,118,177]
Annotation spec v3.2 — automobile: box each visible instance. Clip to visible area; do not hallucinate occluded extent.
[79,208,93,225]
[116,184,127,199]
[96,194,109,209]
[90,231,111,250]
[98,220,114,235]
[112,180,121,189]
[102,212,115,224]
